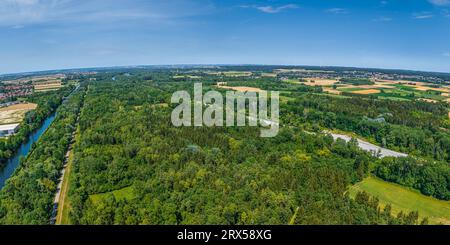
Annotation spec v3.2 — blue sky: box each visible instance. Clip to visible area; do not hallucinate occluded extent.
[1,0,450,74]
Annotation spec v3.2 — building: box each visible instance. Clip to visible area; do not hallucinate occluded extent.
[0,123,20,137]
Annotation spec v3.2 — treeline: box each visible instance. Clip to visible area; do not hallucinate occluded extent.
[65,78,422,225]
[283,94,450,162]
[0,86,86,224]
[339,78,374,86]
[0,88,71,166]
[375,157,450,200]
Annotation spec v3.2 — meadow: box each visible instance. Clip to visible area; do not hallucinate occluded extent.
[349,176,450,224]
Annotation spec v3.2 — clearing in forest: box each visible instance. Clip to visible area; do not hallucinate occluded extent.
[349,176,450,225]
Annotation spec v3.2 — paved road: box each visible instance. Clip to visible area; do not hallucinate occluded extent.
[329,133,408,158]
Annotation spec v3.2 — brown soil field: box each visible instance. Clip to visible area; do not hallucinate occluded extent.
[351,89,381,95]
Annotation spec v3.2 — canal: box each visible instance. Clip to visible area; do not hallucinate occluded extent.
[0,113,56,189]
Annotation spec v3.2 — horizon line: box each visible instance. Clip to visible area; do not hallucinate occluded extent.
[1,63,450,78]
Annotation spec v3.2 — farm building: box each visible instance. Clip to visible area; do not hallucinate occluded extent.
[0,123,20,137]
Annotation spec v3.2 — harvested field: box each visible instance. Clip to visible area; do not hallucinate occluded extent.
[351,89,381,95]
[301,78,339,86]
[0,103,37,124]
[413,86,450,93]
[34,81,62,91]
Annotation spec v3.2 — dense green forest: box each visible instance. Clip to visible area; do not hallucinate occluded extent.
[284,94,450,162]
[62,76,426,224]
[0,86,85,224]
[0,70,448,224]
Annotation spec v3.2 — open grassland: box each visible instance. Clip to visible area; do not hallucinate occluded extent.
[90,186,136,205]
[349,176,450,224]
[0,103,37,124]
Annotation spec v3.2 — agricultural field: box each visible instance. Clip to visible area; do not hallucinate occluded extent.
[33,80,63,92]
[291,77,450,102]
[0,102,37,124]
[349,176,450,225]
[216,82,264,92]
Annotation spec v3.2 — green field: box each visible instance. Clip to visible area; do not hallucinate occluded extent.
[90,186,136,204]
[172,75,201,79]
[349,176,450,224]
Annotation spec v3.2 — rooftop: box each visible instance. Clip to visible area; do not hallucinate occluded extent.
[0,123,20,131]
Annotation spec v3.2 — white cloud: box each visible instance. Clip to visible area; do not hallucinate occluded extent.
[242,4,298,14]
[413,12,434,19]
[0,0,215,27]
[428,0,450,6]
[325,8,348,14]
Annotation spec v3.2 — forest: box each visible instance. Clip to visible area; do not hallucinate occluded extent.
[61,75,430,224]
[0,85,86,224]
[0,70,448,224]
